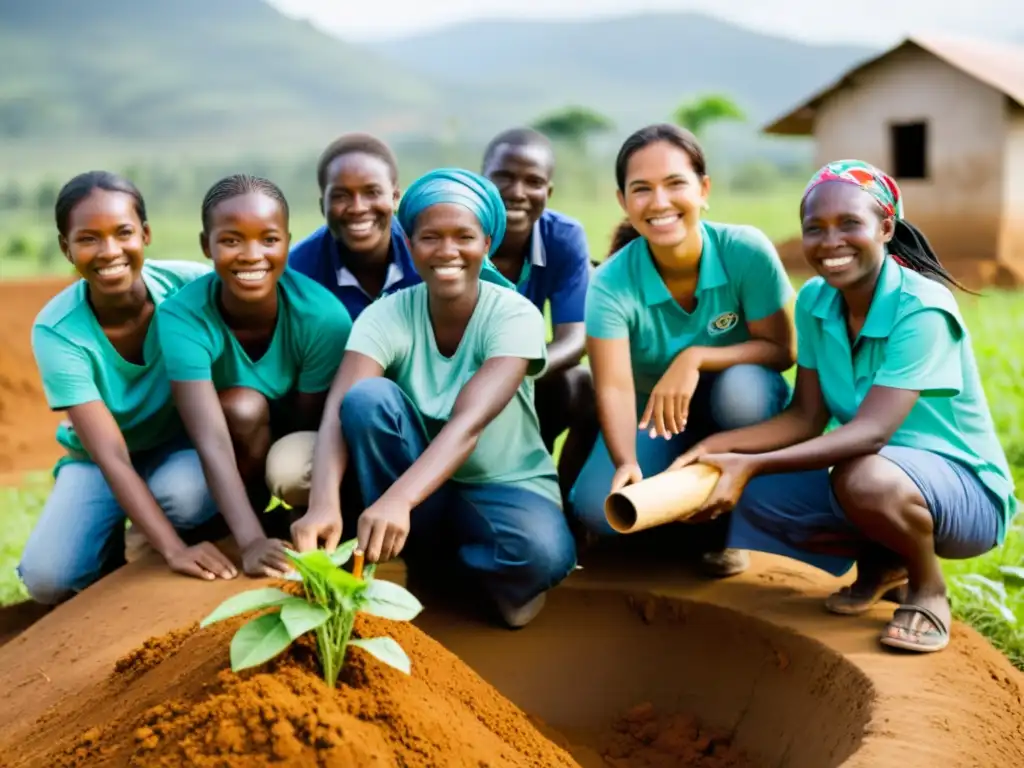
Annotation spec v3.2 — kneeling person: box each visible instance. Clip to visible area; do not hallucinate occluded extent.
[156,174,352,578]
[292,169,577,628]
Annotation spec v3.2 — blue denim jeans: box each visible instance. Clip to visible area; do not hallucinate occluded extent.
[341,378,578,606]
[569,364,790,536]
[17,439,218,605]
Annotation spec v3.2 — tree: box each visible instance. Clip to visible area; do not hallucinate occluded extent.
[532,106,613,154]
[672,94,746,139]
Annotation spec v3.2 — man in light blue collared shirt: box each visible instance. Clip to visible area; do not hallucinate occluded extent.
[482,127,598,504]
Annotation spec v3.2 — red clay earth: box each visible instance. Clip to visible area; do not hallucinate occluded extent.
[0,277,1023,767]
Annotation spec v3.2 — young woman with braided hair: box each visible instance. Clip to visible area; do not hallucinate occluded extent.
[671,159,1016,654]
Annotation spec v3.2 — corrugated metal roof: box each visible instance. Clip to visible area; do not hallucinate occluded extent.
[763,34,1024,135]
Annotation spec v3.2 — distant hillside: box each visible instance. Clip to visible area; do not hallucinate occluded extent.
[370,13,876,128]
[0,0,447,146]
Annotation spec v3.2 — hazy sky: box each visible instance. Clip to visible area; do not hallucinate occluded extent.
[268,0,1021,45]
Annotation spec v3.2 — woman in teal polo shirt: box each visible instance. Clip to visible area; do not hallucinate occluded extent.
[290,168,577,629]
[20,171,236,605]
[156,174,352,579]
[672,160,1016,653]
[569,124,796,578]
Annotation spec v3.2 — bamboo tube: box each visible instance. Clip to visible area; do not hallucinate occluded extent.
[604,463,722,533]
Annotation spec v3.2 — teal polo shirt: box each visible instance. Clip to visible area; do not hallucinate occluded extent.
[585,220,794,396]
[795,256,1017,541]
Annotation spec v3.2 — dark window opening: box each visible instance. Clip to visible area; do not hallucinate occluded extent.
[890,121,928,179]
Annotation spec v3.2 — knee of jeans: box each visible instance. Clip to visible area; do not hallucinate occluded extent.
[518,515,577,583]
[150,462,216,529]
[710,365,786,430]
[265,431,316,508]
[219,387,270,441]
[17,555,76,606]
[340,378,403,434]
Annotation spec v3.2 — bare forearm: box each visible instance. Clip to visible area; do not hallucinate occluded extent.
[705,407,826,455]
[752,420,887,475]
[95,454,185,559]
[380,417,480,508]
[194,432,265,549]
[688,340,793,373]
[596,385,638,467]
[542,337,584,377]
[307,404,347,511]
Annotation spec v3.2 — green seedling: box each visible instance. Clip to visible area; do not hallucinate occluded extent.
[200,539,422,687]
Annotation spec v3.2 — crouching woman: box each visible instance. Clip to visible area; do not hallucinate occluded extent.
[291,168,578,629]
[672,160,1016,654]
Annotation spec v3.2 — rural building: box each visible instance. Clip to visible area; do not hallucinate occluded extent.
[764,34,1024,287]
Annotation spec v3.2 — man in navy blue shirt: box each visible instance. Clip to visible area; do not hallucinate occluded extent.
[289,133,421,320]
[482,127,598,504]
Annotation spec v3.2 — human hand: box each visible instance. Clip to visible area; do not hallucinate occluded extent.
[640,350,700,439]
[240,537,293,578]
[290,504,343,553]
[609,462,643,494]
[667,434,732,473]
[165,541,238,581]
[357,495,412,563]
[687,453,761,523]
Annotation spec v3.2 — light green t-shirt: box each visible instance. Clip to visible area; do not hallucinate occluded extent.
[31,259,212,464]
[346,281,560,505]
[585,220,794,396]
[156,268,352,399]
[796,256,1017,541]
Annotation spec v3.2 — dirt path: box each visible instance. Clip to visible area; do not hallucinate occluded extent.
[0,277,1021,766]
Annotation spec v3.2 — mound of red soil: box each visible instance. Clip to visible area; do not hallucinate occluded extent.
[47,611,579,768]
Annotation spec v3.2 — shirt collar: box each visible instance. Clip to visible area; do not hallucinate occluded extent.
[529,219,547,267]
[811,254,903,338]
[333,219,408,296]
[639,221,726,307]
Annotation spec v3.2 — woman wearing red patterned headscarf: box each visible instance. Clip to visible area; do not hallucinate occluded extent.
[671,159,1015,655]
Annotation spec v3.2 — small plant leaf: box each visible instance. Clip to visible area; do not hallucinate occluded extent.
[230,613,294,671]
[287,549,343,580]
[200,588,294,628]
[998,565,1024,583]
[349,636,411,674]
[363,563,378,581]
[264,496,293,513]
[329,540,358,567]
[325,566,366,594]
[280,598,331,639]
[360,579,423,621]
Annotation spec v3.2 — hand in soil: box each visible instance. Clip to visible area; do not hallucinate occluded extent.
[290,505,343,553]
[357,497,411,563]
[687,452,758,521]
[240,537,292,578]
[166,542,238,581]
[639,352,700,439]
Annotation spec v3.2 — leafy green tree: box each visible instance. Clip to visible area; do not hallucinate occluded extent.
[673,94,746,138]
[532,106,613,154]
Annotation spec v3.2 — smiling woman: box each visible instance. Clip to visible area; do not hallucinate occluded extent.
[290,168,577,630]
[19,171,235,606]
[568,124,796,577]
[154,174,354,580]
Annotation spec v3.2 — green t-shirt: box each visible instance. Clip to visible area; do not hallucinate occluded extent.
[346,281,560,505]
[31,259,212,464]
[156,268,352,399]
[796,256,1018,541]
[585,220,794,396]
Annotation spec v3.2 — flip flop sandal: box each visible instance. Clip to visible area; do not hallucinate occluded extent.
[824,577,909,615]
[879,603,950,653]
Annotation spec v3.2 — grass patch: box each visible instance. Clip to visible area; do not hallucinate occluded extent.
[0,472,51,606]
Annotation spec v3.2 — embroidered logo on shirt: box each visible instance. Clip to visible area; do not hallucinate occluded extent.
[707,311,739,335]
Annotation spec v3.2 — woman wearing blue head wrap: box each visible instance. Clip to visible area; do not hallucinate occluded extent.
[291,168,577,629]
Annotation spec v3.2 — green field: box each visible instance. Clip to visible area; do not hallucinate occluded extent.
[0,184,1020,670]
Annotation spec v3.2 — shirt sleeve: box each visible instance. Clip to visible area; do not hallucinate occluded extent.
[296,302,353,393]
[794,289,817,370]
[484,296,548,376]
[548,224,591,326]
[872,308,963,396]
[734,227,795,322]
[155,302,217,381]
[345,299,398,370]
[584,277,631,340]
[31,325,101,410]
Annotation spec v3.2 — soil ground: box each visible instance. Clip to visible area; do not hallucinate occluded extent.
[0,278,1022,767]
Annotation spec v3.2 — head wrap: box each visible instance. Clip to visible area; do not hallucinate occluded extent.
[396,168,514,290]
[802,159,904,220]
